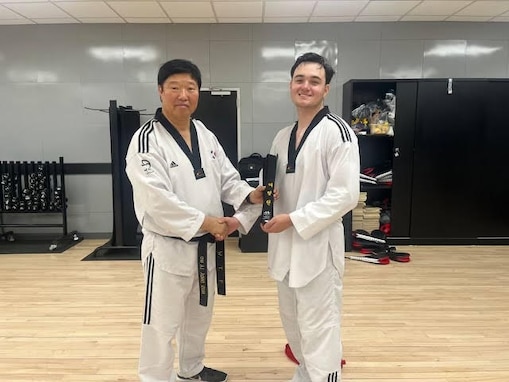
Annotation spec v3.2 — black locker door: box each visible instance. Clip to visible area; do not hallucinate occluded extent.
[411,80,484,239]
[193,90,238,166]
[477,81,509,237]
[193,90,238,218]
[389,81,417,238]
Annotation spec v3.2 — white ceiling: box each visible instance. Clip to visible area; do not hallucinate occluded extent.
[1,0,509,26]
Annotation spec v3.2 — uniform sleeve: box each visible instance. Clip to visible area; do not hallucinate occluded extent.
[125,133,204,242]
[210,135,255,210]
[206,133,262,233]
[290,123,360,240]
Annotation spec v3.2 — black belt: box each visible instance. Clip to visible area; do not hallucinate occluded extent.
[179,234,226,306]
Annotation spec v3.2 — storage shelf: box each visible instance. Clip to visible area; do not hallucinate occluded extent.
[0,157,68,237]
[0,223,64,228]
[360,184,392,191]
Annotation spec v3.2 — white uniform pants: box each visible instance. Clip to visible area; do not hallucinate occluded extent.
[277,254,343,382]
[138,253,216,382]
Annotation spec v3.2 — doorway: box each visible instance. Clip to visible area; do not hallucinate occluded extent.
[193,89,240,219]
[193,89,239,167]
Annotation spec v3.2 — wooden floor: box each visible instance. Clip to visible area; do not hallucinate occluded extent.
[1,239,508,382]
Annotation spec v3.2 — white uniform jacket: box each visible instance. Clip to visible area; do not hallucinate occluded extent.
[126,111,260,275]
[268,107,360,287]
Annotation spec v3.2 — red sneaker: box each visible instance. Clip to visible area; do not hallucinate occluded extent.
[284,343,345,368]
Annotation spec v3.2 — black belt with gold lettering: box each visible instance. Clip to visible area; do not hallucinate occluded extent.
[173,234,225,306]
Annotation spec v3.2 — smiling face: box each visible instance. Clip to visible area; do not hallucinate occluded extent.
[158,73,199,124]
[290,61,329,111]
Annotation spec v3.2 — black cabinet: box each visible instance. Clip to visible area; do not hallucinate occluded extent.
[343,78,509,245]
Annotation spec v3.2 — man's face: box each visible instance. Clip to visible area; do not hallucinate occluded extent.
[290,62,329,110]
[158,73,199,121]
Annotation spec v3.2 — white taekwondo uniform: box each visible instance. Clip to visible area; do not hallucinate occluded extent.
[126,109,260,382]
[268,106,360,382]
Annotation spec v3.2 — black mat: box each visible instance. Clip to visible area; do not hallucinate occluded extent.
[82,241,140,261]
[0,235,83,254]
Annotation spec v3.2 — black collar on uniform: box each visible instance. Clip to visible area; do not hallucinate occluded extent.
[155,108,205,179]
[286,106,329,174]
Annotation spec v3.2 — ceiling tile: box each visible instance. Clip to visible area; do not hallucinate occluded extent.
[401,15,448,21]
[124,17,170,22]
[408,1,472,16]
[171,17,216,22]
[0,4,25,19]
[80,16,124,22]
[447,15,494,21]
[361,0,420,16]
[313,1,368,17]
[264,1,314,18]
[264,16,309,22]
[32,17,79,23]
[0,0,47,3]
[356,15,401,22]
[214,1,262,18]
[455,1,509,17]
[4,2,71,18]
[216,17,262,22]
[2,0,509,26]
[108,1,165,18]
[310,16,355,22]
[56,2,119,18]
[160,2,214,18]
[0,18,34,24]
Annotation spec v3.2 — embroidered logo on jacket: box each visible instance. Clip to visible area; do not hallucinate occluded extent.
[170,161,178,168]
[141,159,154,174]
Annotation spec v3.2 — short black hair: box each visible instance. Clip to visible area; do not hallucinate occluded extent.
[290,52,335,84]
[157,59,202,88]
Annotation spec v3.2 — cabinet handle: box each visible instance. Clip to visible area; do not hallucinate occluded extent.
[394,147,400,157]
[448,78,453,94]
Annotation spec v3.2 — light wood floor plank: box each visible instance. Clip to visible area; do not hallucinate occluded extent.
[1,239,508,381]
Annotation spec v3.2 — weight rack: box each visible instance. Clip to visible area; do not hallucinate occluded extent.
[0,157,68,238]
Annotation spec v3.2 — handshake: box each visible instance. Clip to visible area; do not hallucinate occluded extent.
[202,185,267,241]
[203,216,241,241]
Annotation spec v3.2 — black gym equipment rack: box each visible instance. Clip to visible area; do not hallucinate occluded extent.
[0,157,73,249]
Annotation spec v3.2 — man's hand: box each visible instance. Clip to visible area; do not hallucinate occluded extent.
[260,213,293,233]
[247,185,280,204]
[247,185,265,204]
[220,216,241,235]
[201,216,228,241]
